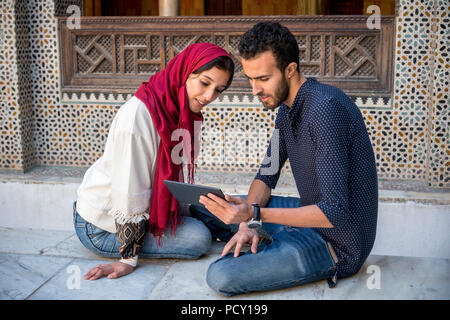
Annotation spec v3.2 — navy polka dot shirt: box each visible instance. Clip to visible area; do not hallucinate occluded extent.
[255,78,378,278]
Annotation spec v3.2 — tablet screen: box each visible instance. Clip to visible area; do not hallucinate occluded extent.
[163,180,225,206]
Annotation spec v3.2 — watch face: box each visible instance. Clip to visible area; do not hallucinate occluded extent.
[248,219,262,229]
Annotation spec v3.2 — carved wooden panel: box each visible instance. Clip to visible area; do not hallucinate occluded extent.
[58,16,394,95]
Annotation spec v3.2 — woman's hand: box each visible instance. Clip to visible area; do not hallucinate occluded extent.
[199,194,253,224]
[221,222,260,258]
[84,262,135,280]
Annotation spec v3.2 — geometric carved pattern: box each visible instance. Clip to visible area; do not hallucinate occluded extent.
[75,34,163,75]
[297,34,378,79]
[73,33,379,79]
[59,16,394,96]
[333,35,377,77]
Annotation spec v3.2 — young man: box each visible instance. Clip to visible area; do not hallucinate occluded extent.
[192,22,378,296]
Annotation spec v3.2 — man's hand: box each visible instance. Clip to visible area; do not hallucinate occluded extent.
[84,262,135,280]
[199,193,253,224]
[222,222,260,258]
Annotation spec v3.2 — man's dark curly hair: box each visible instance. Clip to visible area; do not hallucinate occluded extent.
[238,22,299,73]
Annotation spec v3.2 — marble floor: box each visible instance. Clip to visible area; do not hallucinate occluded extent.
[0,227,449,300]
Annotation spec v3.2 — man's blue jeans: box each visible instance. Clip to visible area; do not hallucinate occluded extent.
[73,202,212,259]
[190,195,337,296]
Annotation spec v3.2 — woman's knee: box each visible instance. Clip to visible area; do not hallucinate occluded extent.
[177,217,212,257]
[73,209,118,258]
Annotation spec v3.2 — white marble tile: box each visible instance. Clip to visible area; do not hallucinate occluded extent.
[322,255,450,300]
[0,227,74,255]
[147,241,269,300]
[28,258,168,300]
[147,249,332,300]
[207,241,227,255]
[147,254,224,300]
[252,255,450,300]
[1,227,448,300]
[147,253,450,300]
[40,234,108,260]
[0,182,79,231]
[0,253,74,300]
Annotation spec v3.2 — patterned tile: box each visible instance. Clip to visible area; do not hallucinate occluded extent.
[390,0,448,187]
[427,0,449,187]
[0,0,448,188]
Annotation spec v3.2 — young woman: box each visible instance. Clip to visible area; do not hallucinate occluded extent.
[73,43,234,280]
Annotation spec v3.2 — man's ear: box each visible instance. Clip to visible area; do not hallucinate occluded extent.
[285,62,298,79]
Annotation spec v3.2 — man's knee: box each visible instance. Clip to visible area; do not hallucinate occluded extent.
[206,259,238,296]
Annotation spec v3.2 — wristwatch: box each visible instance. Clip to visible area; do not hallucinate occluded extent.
[247,203,273,243]
[247,203,262,229]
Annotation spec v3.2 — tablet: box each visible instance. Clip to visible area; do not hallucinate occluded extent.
[163,180,226,207]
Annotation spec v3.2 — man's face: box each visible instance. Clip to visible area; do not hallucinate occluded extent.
[241,50,289,110]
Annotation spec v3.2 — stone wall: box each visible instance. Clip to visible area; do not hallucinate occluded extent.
[0,0,448,188]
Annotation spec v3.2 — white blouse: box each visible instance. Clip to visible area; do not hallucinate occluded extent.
[76,96,160,234]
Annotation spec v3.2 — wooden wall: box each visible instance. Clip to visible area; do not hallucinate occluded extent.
[181,0,204,16]
[242,0,297,16]
[83,0,102,16]
[82,0,395,16]
[363,0,396,15]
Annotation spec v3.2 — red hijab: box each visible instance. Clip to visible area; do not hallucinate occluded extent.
[135,43,231,243]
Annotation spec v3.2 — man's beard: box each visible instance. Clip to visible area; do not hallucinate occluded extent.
[260,75,290,109]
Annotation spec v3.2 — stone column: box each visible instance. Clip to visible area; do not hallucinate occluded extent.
[0,0,82,171]
[426,0,449,188]
[392,0,449,188]
[0,0,35,171]
[159,0,180,16]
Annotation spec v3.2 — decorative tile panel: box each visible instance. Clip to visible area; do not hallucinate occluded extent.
[0,0,35,171]
[392,0,449,187]
[427,0,449,187]
[0,0,19,170]
[28,0,82,167]
[0,0,82,171]
[198,95,283,174]
[57,93,391,176]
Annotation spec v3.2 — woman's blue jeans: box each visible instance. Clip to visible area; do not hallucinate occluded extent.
[73,202,212,259]
[190,195,337,297]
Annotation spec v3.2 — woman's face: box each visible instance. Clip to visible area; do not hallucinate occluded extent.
[185,66,230,113]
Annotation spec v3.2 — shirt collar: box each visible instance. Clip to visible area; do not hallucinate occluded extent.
[286,77,316,122]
